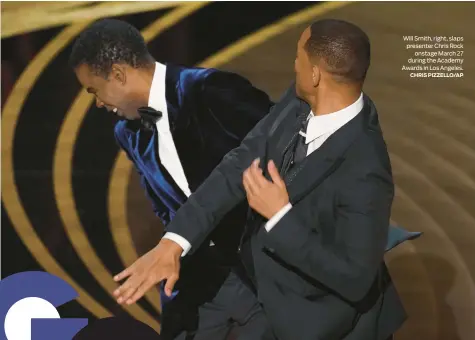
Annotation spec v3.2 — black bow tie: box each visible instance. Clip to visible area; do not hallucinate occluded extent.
[137,106,162,130]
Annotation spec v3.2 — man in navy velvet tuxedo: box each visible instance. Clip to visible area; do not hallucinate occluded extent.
[70,19,274,339]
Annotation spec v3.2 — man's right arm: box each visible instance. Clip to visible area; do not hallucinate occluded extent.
[164,110,272,254]
[164,84,297,255]
[112,85,295,303]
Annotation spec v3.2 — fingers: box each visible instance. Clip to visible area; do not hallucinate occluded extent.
[119,285,139,305]
[243,159,260,196]
[113,259,148,304]
[113,273,131,297]
[114,266,132,282]
[164,274,179,297]
[243,169,254,196]
[112,244,182,306]
[243,176,253,197]
[250,159,268,187]
[268,160,285,188]
[126,278,154,305]
[114,274,142,304]
[243,158,271,195]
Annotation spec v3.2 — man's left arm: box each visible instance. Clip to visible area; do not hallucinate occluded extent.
[202,71,273,141]
[259,165,393,303]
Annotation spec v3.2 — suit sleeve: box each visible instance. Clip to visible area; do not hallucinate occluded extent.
[165,84,294,253]
[113,122,166,220]
[201,70,273,143]
[262,161,393,302]
[165,110,271,253]
[113,123,142,175]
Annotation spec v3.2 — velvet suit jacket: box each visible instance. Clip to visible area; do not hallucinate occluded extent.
[114,64,273,290]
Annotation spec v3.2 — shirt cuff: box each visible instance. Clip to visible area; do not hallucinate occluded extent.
[264,203,292,232]
[162,232,192,257]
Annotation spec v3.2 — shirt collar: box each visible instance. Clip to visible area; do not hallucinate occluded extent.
[305,92,364,144]
[147,61,167,113]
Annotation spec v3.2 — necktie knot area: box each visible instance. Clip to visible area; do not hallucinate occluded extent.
[137,107,162,130]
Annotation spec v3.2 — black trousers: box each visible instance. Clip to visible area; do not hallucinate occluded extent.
[160,270,273,340]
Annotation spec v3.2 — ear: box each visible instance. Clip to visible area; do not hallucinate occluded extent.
[110,64,126,85]
[312,65,320,87]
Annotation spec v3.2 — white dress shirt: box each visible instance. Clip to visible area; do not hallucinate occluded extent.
[146,62,194,252]
[264,92,364,231]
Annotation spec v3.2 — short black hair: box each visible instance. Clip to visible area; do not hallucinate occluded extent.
[69,18,153,78]
[304,19,370,83]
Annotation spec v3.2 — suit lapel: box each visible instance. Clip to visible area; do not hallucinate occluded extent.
[264,97,310,177]
[285,95,373,204]
[164,64,181,132]
[162,64,197,191]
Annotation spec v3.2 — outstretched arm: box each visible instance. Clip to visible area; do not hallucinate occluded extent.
[164,102,275,252]
[112,84,297,305]
[162,70,273,253]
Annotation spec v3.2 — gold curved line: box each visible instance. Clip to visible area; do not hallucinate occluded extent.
[108,0,352,316]
[54,89,161,333]
[109,151,136,267]
[1,1,185,39]
[55,2,209,329]
[1,22,111,318]
[1,2,91,14]
[140,2,207,42]
[199,1,353,68]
